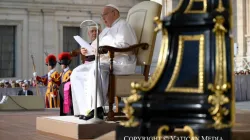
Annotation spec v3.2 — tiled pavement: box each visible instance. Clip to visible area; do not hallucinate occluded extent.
[0,103,250,140]
[236,101,250,110]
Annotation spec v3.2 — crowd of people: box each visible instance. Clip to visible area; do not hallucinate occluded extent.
[0,79,44,88]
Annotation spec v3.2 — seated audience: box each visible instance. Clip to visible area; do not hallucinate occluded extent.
[18,83,33,96]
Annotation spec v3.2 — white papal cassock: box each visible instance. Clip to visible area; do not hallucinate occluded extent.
[70,18,138,116]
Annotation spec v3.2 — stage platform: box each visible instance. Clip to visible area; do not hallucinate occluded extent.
[36,116,117,139]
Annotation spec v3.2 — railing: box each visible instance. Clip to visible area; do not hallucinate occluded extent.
[234,56,250,72]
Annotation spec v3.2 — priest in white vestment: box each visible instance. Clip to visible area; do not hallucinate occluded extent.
[70,4,138,120]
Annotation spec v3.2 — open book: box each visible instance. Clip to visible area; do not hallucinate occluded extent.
[73,35,95,56]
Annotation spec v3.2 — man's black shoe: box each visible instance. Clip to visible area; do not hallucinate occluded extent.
[79,115,87,120]
[97,107,104,119]
[82,110,94,120]
[81,107,104,120]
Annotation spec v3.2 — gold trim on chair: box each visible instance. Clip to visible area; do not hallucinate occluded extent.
[131,21,169,92]
[157,125,196,138]
[207,15,231,130]
[184,0,208,14]
[216,0,225,13]
[157,125,170,137]
[166,0,184,16]
[165,34,205,93]
[229,0,235,127]
[119,92,141,127]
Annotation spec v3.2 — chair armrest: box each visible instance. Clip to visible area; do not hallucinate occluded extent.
[70,48,81,57]
[70,49,81,57]
[98,43,149,79]
[98,43,149,54]
[70,48,86,63]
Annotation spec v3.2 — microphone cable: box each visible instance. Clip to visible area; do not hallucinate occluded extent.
[97,53,107,114]
[3,95,29,110]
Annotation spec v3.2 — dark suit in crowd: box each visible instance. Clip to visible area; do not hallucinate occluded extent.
[18,90,33,96]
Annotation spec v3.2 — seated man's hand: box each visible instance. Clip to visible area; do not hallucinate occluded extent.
[48,76,52,81]
[81,48,88,55]
[33,72,37,77]
[50,94,55,98]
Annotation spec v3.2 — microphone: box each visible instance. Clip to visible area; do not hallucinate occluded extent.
[80,24,97,28]
[80,20,98,28]
[78,19,103,124]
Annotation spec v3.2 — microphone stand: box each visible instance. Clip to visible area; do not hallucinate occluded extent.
[80,20,104,124]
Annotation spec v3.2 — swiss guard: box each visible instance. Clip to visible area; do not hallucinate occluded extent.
[33,54,60,108]
[58,52,74,116]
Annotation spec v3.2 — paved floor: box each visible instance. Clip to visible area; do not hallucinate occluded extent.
[0,103,250,140]
[0,109,77,140]
[236,101,250,110]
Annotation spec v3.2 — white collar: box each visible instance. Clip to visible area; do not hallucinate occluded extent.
[63,67,69,72]
[49,68,55,74]
[111,17,121,27]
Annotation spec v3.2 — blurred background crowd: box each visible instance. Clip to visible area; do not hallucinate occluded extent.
[0,78,44,88]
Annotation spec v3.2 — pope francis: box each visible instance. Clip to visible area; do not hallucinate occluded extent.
[70,4,138,120]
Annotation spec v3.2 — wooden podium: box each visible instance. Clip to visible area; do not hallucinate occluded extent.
[116,0,235,139]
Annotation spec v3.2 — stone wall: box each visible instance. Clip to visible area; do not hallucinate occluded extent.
[1,0,246,79]
[231,0,250,70]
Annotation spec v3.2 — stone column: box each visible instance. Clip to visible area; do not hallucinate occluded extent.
[42,9,56,73]
[235,0,245,56]
[245,0,250,60]
[27,8,43,78]
[246,34,250,70]
[247,36,250,53]
[234,0,246,70]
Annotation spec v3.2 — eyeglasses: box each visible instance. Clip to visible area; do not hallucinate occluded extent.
[101,10,114,18]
